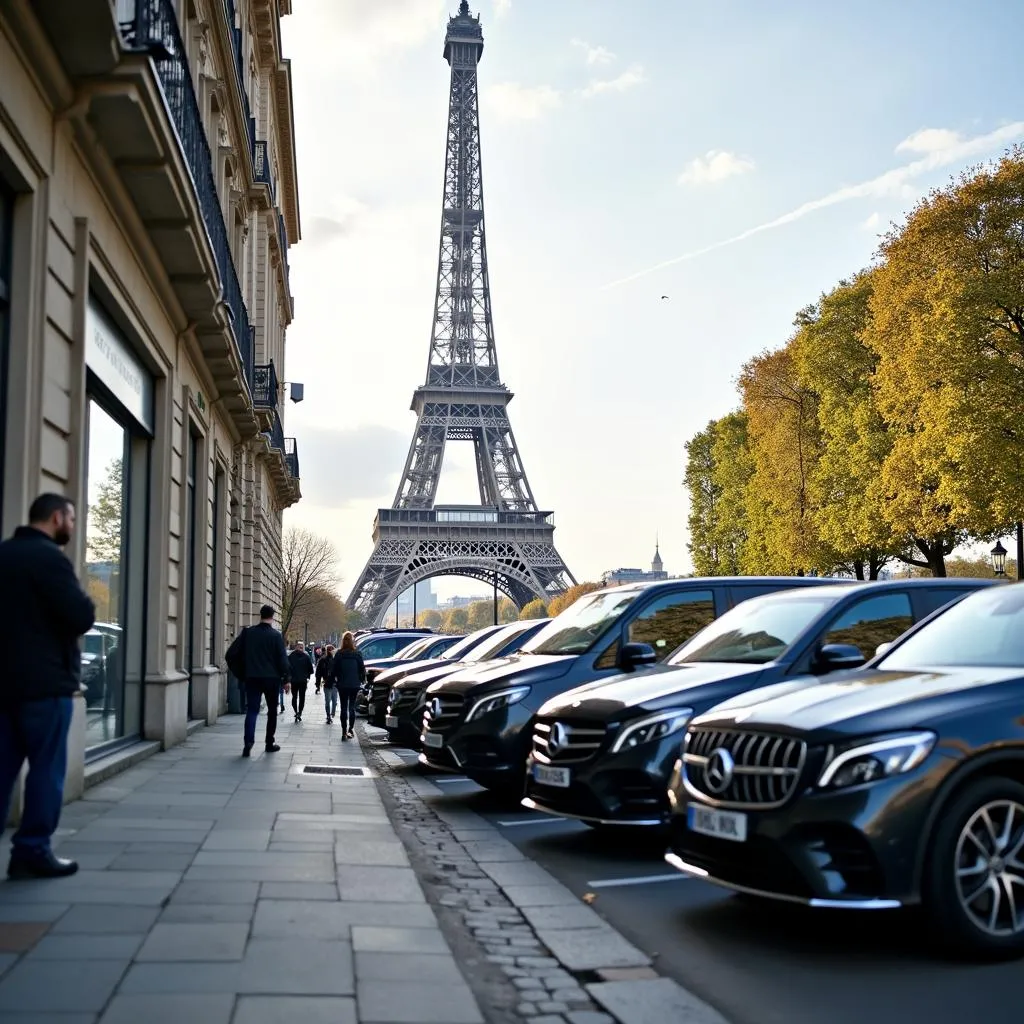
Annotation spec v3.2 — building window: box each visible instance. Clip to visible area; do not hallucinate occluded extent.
[185,430,199,716]
[210,467,224,663]
[0,181,13,512]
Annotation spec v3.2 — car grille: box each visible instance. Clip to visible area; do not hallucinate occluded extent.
[532,720,606,765]
[682,728,806,809]
[389,690,420,715]
[422,693,465,734]
[370,681,390,705]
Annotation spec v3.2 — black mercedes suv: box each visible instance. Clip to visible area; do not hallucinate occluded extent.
[418,577,835,795]
[384,618,550,748]
[522,579,993,827]
[664,582,1024,959]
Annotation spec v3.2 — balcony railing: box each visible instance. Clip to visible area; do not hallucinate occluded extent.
[376,509,554,527]
[253,140,274,193]
[284,438,300,480]
[121,0,254,395]
[267,406,285,453]
[253,362,279,409]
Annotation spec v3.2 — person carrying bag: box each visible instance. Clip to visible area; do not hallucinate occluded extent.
[317,644,337,724]
[329,632,365,740]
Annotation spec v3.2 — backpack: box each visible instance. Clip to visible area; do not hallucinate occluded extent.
[225,626,249,679]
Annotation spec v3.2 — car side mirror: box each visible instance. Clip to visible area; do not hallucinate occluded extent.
[618,642,658,671]
[874,642,893,658]
[814,643,866,673]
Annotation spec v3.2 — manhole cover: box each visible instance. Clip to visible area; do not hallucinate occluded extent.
[299,765,371,777]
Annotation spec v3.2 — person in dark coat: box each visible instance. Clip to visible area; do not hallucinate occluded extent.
[0,494,96,879]
[330,631,365,740]
[226,605,290,757]
[317,644,337,723]
[287,641,314,722]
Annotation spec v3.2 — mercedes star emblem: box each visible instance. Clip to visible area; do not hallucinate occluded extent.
[704,748,735,794]
[548,722,568,755]
[430,697,443,719]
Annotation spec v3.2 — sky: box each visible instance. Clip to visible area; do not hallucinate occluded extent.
[278,0,1024,603]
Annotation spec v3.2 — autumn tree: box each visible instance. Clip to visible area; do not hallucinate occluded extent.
[519,597,548,620]
[281,528,340,636]
[288,584,347,643]
[547,582,603,618]
[441,606,469,632]
[419,609,443,630]
[467,600,495,630]
[684,422,722,575]
[86,577,111,621]
[87,458,123,565]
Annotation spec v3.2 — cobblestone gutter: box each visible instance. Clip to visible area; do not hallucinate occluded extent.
[364,734,727,1024]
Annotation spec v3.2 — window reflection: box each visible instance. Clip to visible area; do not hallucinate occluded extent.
[84,399,128,747]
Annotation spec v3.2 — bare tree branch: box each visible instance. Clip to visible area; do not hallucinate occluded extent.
[280,528,340,637]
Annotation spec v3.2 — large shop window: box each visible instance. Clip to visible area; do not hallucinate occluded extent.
[83,297,154,754]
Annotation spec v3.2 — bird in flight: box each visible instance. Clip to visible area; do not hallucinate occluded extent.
[660,295,670,300]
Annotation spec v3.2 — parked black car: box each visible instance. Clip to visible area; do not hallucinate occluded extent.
[418,577,838,795]
[365,633,464,684]
[663,582,1024,959]
[522,578,994,827]
[384,619,551,748]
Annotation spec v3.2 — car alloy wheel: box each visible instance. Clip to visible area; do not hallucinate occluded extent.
[954,798,1024,938]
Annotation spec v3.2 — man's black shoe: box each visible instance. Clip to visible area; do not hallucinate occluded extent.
[265,743,281,753]
[242,744,252,758]
[7,852,79,880]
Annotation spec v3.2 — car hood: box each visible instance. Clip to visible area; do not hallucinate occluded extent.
[395,663,464,691]
[374,658,450,684]
[692,667,1024,741]
[538,662,766,720]
[425,653,576,697]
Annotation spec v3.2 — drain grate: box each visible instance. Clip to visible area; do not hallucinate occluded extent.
[300,765,371,777]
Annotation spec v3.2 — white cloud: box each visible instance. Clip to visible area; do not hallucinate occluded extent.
[861,211,882,232]
[678,150,756,186]
[580,65,646,98]
[605,121,1024,288]
[484,82,561,120]
[494,0,512,16]
[571,37,616,66]
[896,128,962,155]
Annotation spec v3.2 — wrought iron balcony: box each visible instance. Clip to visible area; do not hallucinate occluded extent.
[285,438,300,480]
[120,0,254,394]
[253,140,275,193]
[253,362,279,410]
[266,407,285,454]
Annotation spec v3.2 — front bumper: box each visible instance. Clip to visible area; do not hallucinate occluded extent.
[385,703,426,750]
[419,702,533,785]
[664,769,933,907]
[522,732,681,826]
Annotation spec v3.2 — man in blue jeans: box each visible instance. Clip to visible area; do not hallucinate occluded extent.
[0,494,96,879]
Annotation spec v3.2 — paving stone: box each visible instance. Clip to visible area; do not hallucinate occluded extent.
[517,1003,538,1016]
[521,904,606,931]
[253,899,436,937]
[159,903,255,924]
[551,988,590,1005]
[565,1013,616,1024]
[479,861,554,888]
[594,967,659,982]
[26,934,144,960]
[538,1002,571,1014]
[193,851,334,869]
[136,922,249,962]
[99,993,235,1024]
[0,954,16,979]
[50,905,160,934]
[242,938,355,995]
[333,838,410,866]
[0,921,50,952]
[117,962,241,995]
[530,1016,568,1024]
[0,959,127,1012]
[201,829,271,851]
[170,881,259,905]
[109,853,195,872]
[0,1013,95,1023]
[185,863,335,883]
[460,840,526,863]
[354,951,465,982]
[502,884,581,908]
[232,995,358,1024]
[586,978,729,1024]
[351,926,451,954]
[0,904,70,923]
[356,980,483,1024]
[335,865,425,902]
[259,882,337,901]
[535,928,651,972]
[512,976,546,990]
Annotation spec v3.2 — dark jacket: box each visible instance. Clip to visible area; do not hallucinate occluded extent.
[331,649,366,690]
[288,649,314,684]
[0,526,96,701]
[227,622,289,682]
[316,652,335,686]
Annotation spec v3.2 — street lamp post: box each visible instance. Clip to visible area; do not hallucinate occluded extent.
[1017,521,1023,582]
[990,540,1008,578]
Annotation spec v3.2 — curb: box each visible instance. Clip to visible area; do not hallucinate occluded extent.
[364,731,729,1024]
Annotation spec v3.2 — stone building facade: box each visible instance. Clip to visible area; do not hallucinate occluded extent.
[0,0,302,800]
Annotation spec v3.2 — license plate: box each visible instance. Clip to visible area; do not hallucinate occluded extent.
[423,732,444,749]
[385,716,398,728]
[687,805,747,842]
[532,764,570,788]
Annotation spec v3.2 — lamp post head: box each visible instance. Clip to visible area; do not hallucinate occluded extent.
[991,540,1008,577]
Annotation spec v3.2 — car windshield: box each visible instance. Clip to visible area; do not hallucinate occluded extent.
[464,624,533,662]
[526,589,640,656]
[668,594,836,665]
[880,586,1024,669]
[440,628,497,660]
[398,636,435,659]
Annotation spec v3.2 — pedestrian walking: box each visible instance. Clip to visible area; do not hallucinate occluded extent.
[226,605,290,757]
[330,631,365,740]
[317,644,337,722]
[313,646,323,693]
[288,641,314,722]
[0,494,95,879]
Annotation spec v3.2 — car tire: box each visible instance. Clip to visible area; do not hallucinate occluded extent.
[386,729,400,744]
[923,775,1024,960]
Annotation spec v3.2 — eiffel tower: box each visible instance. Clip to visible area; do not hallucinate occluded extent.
[347,1,575,626]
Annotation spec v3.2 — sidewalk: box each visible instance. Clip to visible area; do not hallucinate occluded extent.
[0,715,485,1024]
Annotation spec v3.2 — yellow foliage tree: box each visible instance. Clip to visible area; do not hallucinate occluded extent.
[547,582,602,618]
[419,609,442,630]
[519,597,548,620]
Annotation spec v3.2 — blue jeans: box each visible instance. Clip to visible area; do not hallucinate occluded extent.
[324,686,338,719]
[0,697,74,858]
[244,679,280,749]
[338,689,357,730]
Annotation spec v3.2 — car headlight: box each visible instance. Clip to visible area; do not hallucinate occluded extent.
[817,731,936,789]
[610,708,693,753]
[465,686,531,721]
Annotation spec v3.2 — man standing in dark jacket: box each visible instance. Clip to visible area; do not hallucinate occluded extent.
[330,631,365,740]
[287,641,314,722]
[0,494,95,879]
[226,605,290,757]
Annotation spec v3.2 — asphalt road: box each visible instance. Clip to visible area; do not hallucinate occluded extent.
[368,729,1024,1024]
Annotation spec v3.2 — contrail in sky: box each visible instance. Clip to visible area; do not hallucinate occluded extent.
[602,122,1024,290]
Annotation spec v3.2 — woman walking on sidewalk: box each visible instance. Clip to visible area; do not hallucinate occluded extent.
[318,644,337,723]
[330,632,365,740]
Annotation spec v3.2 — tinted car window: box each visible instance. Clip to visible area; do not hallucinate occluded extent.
[361,638,407,659]
[881,586,1024,669]
[729,585,799,605]
[821,593,913,653]
[915,587,977,617]
[529,589,640,656]
[629,590,716,654]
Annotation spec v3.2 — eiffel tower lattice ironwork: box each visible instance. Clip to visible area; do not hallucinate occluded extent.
[347,1,575,626]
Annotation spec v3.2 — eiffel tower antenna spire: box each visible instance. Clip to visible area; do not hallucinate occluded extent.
[347,2,575,626]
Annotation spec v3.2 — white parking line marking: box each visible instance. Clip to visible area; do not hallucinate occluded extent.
[496,816,567,827]
[586,872,692,889]
[432,776,472,784]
